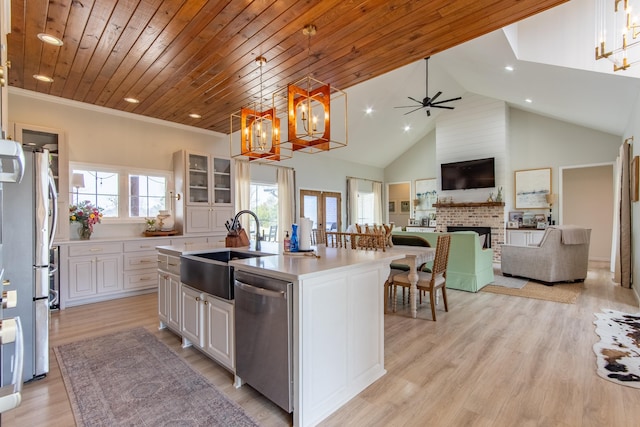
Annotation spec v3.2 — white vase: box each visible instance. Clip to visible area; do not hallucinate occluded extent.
[157,210,174,231]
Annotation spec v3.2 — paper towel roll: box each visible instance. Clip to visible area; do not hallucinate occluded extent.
[298,217,312,251]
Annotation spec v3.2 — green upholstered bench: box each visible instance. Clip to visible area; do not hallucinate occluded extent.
[391,230,494,292]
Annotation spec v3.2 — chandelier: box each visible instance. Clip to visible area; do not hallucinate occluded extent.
[274,24,347,153]
[230,56,290,162]
[595,0,640,71]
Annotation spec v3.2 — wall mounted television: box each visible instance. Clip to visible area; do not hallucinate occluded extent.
[440,157,495,190]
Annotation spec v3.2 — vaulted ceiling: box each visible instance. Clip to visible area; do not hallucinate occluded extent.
[6,0,567,135]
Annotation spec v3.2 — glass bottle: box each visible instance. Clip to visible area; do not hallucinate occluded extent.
[290,224,299,252]
[284,231,291,252]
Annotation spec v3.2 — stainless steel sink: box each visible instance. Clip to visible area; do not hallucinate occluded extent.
[180,250,265,300]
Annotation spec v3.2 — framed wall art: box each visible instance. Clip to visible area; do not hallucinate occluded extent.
[388,200,396,213]
[414,178,438,211]
[400,200,411,213]
[514,168,552,209]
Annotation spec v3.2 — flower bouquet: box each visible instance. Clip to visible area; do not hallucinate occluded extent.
[69,201,103,239]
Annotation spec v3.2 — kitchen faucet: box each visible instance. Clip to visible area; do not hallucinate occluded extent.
[232,210,261,251]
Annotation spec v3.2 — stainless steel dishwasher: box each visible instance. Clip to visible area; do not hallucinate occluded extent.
[234,270,293,413]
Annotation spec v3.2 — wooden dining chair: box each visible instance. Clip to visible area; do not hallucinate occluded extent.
[392,234,451,320]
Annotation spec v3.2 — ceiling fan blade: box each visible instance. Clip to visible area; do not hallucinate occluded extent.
[428,91,442,104]
[431,96,462,105]
[404,106,427,115]
[395,105,422,108]
[407,96,423,105]
[431,105,455,110]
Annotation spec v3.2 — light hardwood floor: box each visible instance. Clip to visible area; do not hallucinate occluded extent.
[3,264,640,427]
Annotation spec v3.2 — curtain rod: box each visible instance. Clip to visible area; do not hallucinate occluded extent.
[237,160,294,171]
[346,176,382,184]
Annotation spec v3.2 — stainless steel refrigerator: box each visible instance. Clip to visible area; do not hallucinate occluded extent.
[1,146,57,385]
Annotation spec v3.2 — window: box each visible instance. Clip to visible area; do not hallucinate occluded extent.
[71,163,172,220]
[129,174,167,217]
[357,191,375,225]
[250,182,278,241]
[72,168,119,217]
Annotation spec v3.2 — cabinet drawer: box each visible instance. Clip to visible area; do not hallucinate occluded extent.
[69,242,123,257]
[157,253,168,271]
[166,255,180,275]
[124,253,157,271]
[124,270,157,290]
[124,240,160,252]
[170,236,208,247]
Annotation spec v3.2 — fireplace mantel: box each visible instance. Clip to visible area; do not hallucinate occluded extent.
[434,202,505,208]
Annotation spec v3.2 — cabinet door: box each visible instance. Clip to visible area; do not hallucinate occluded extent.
[158,273,169,324]
[181,285,204,347]
[168,274,181,331]
[212,157,232,205]
[507,230,529,247]
[185,207,213,233]
[68,257,97,299]
[529,230,545,246]
[204,296,235,370]
[186,152,211,205]
[212,207,233,233]
[96,255,123,294]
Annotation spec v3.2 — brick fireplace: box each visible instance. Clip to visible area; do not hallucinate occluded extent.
[434,202,505,262]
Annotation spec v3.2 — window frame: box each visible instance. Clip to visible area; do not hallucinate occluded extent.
[70,162,173,224]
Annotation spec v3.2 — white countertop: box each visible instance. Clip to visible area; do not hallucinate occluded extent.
[157,242,415,281]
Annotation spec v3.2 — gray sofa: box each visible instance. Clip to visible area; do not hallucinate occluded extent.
[501,226,591,284]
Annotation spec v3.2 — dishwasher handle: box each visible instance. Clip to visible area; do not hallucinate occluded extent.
[235,280,287,299]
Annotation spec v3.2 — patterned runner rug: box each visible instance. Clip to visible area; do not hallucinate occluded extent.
[593,309,640,388]
[55,327,259,427]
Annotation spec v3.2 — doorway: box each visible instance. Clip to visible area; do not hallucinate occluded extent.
[561,163,614,261]
[300,190,341,233]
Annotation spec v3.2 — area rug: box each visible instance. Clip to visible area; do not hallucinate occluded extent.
[593,309,640,388]
[54,327,259,427]
[491,272,528,289]
[480,280,582,304]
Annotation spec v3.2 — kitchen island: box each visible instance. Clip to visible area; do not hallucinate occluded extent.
[157,242,407,427]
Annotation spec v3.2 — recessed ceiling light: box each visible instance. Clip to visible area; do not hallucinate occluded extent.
[365,107,373,115]
[37,33,63,46]
[189,113,202,119]
[525,98,533,103]
[404,125,411,132]
[504,65,514,71]
[33,74,54,83]
[124,97,140,104]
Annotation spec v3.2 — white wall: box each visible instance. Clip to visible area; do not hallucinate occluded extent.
[623,89,640,302]
[9,89,383,237]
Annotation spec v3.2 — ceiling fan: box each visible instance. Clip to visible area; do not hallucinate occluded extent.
[395,57,461,116]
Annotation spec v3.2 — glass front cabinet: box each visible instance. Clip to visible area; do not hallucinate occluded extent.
[174,150,234,235]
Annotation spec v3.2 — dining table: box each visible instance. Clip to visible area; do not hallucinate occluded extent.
[385,245,436,318]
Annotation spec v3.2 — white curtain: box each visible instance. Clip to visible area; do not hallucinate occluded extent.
[613,140,632,288]
[347,177,359,226]
[373,181,382,224]
[277,167,295,242]
[234,160,251,231]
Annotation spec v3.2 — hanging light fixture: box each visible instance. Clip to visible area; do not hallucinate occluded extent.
[595,0,640,71]
[274,24,347,153]
[230,56,290,162]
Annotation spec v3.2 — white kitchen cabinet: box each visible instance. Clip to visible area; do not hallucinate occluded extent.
[173,150,234,235]
[68,253,123,300]
[505,229,545,246]
[123,241,158,291]
[181,284,205,348]
[203,295,235,371]
[157,253,181,333]
[178,283,235,371]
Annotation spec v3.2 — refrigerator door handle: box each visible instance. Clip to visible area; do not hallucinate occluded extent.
[0,316,24,413]
[48,169,58,249]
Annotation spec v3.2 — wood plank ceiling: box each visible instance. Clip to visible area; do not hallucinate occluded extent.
[6,0,568,135]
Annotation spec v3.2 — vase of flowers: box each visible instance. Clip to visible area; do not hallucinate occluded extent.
[69,201,103,240]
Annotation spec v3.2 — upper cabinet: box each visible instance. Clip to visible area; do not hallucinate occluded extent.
[173,150,234,235]
[184,152,232,206]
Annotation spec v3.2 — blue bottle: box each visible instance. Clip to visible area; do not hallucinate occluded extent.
[290,224,299,252]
